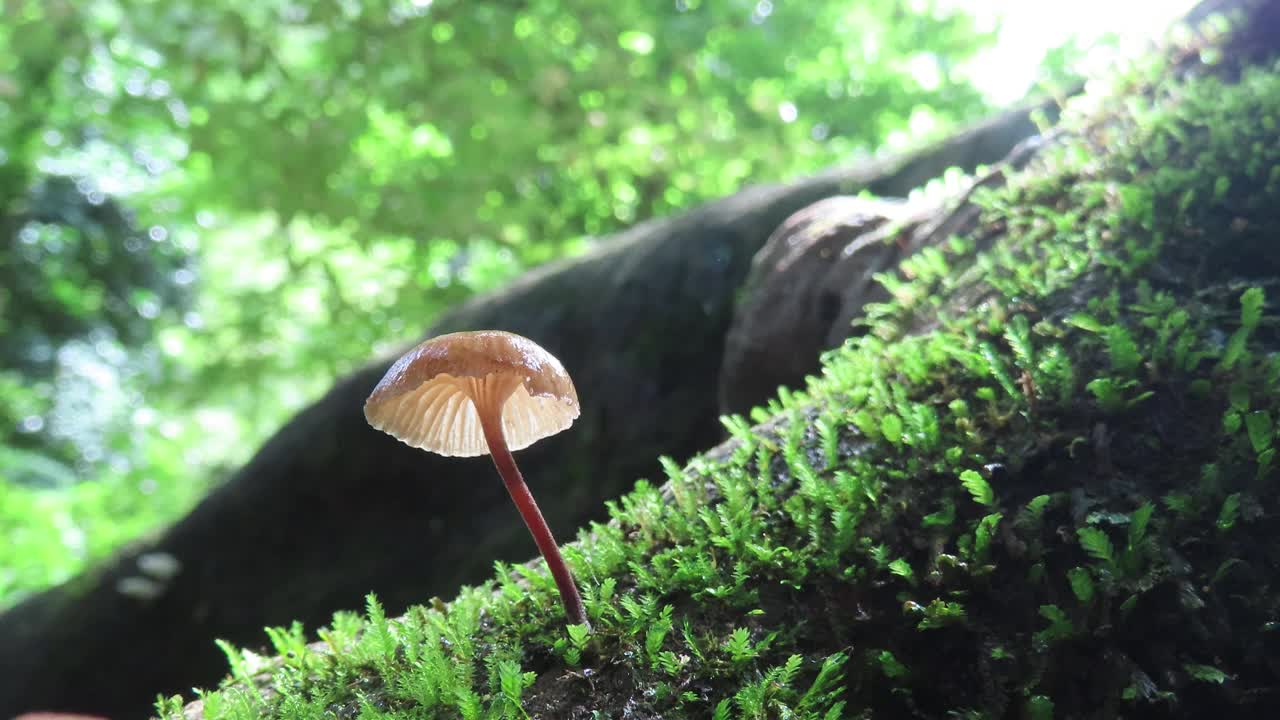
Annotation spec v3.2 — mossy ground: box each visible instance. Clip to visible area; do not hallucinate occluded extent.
[162,16,1280,720]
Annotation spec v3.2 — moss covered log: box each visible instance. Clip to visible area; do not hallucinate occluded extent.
[164,11,1280,720]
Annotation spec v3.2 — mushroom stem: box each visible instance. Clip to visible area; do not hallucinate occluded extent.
[478,406,590,630]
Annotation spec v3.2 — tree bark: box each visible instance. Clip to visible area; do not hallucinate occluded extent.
[0,101,1057,720]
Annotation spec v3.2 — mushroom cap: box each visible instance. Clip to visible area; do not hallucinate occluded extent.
[364,330,580,457]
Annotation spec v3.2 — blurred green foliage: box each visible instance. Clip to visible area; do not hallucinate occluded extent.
[0,0,1008,605]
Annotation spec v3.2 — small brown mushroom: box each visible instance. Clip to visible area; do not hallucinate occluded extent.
[364,330,589,628]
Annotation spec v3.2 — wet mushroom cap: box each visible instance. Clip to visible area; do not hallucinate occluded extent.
[364,330,580,457]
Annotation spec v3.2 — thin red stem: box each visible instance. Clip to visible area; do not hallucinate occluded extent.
[480,410,590,630]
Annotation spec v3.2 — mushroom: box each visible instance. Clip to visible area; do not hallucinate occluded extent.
[363,330,590,629]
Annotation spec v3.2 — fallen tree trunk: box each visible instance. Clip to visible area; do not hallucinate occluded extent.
[0,94,1055,719]
[159,2,1280,717]
[165,3,1280,717]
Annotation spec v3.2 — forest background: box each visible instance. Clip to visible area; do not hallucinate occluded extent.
[0,0,1193,608]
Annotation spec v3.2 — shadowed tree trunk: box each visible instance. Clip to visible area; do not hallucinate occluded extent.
[0,99,1055,720]
[147,2,1280,717]
[5,0,1277,712]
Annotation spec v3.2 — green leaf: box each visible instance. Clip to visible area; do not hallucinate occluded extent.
[567,623,591,650]
[1035,604,1074,644]
[1067,567,1095,604]
[1077,527,1116,567]
[916,599,967,630]
[960,469,995,506]
[644,607,673,660]
[1245,411,1274,454]
[880,413,904,444]
[1184,663,1229,684]
[724,627,756,664]
[888,558,916,585]
[1068,313,1104,332]
[974,512,1003,558]
[876,650,908,679]
[1220,329,1250,371]
[1005,314,1036,371]
[496,658,533,710]
[798,652,848,712]
[1104,325,1141,374]
[979,342,1021,400]
[1021,494,1052,527]
[1086,377,1134,414]
[1127,502,1154,549]
[1240,286,1265,331]
[1162,492,1195,517]
[1217,493,1241,531]
[922,498,956,527]
[1258,448,1275,480]
[1219,290,1263,372]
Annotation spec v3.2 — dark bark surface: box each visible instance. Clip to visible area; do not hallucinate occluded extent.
[718,194,915,416]
[0,101,1055,719]
[717,130,1050,416]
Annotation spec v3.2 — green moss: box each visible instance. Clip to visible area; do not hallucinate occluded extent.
[164,19,1280,720]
